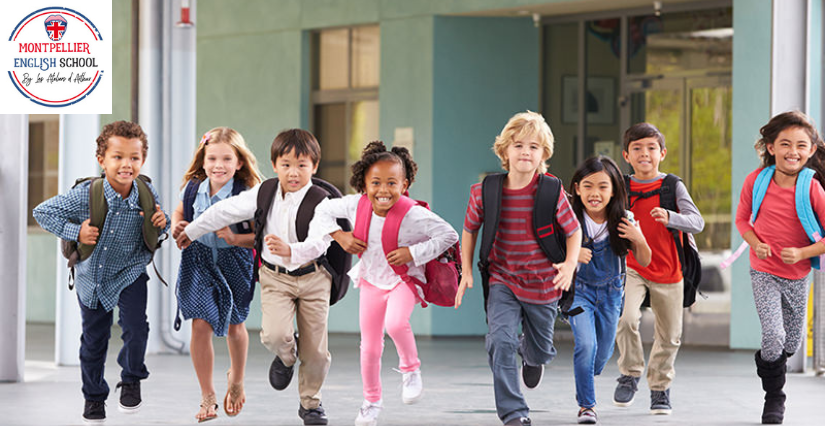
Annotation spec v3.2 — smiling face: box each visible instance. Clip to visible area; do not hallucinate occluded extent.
[767,126,814,177]
[623,137,666,180]
[575,170,613,219]
[97,136,145,194]
[365,160,408,217]
[203,142,242,190]
[273,149,318,193]
[505,134,544,175]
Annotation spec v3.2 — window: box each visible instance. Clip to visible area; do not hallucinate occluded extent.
[28,114,60,228]
[311,25,380,193]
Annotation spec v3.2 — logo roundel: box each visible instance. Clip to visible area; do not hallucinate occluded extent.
[8,7,104,107]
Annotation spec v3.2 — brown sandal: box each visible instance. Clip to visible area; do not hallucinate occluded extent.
[223,371,245,417]
[197,393,218,423]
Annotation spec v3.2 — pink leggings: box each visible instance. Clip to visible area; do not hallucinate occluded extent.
[359,279,421,402]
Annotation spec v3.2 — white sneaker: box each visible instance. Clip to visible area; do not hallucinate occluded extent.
[401,369,423,404]
[354,399,382,426]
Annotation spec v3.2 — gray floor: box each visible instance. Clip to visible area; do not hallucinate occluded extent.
[3,324,824,426]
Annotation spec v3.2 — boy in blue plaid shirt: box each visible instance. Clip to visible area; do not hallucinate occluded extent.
[33,121,170,424]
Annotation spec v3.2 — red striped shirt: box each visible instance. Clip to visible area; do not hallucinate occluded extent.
[464,173,580,304]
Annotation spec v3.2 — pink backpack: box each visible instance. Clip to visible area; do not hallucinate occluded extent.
[353,194,461,307]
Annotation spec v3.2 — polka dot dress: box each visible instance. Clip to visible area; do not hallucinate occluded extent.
[176,240,254,336]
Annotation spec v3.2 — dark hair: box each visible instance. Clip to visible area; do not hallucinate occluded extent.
[270,128,321,165]
[569,155,632,257]
[96,121,148,159]
[350,141,418,193]
[622,122,665,152]
[755,111,825,187]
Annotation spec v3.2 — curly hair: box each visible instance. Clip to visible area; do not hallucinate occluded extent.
[350,141,418,193]
[180,127,264,189]
[96,121,148,159]
[492,111,554,174]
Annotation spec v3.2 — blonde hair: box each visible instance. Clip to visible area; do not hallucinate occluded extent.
[181,127,264,189]
[492,111,554,174]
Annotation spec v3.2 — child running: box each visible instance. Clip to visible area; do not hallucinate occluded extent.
[268,141,459,426]
[568,155,651,424]
[171,127,263,422]
[734,111,825,424]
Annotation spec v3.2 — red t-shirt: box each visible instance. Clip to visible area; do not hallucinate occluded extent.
[626,179,682,284]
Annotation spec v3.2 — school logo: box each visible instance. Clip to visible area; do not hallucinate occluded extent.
[44,14,67,41]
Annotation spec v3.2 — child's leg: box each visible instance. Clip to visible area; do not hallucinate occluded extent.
[225,322,248,413]
[385,283,420,373]
[645,279,683,391]
[359,281,390,403]
[615,268,648,378]
[294,269,332,410]
[593,285,624,376]
[779,276,810,356]
[191,319,216,396]
[751,269,787,361]
[116,273,150,384]
[78,298,115,401]
[259,267,299,365]
[485,284,528,424]
[569,286,598,409]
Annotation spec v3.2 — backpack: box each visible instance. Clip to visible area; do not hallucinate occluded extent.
[479,173,577,315]
[352,194,461,307]
[624,174,702,308]
[723,165,825,270]
[60,175,168,289]
[253,177,352,305]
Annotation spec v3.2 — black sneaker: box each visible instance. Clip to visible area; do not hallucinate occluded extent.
[298,403,329,425]
[269,356,295,390]
[116,381,142,413]
[521,359,544,389]
[82,400,106,424]
[613,374,639,407]
[650,389,672,415]
[505,417,532,426]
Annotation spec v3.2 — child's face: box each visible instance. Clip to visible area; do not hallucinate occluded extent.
[623,137,665,178]
[97,136,145,189]
[505,134,544,174]
[203,142,242,188]
[767,126,814,177]
[365,160,408,217]
[575,171,613,216]
[272,149,318,193]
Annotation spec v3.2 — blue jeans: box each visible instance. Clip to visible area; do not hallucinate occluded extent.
[569,279,623,408]
[78,273,150,401]
[486,284,558,424]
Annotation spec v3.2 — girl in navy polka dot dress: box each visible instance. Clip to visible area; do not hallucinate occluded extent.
[171,127,263,422]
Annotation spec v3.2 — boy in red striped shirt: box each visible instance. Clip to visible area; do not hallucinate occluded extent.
[455,111,581,426]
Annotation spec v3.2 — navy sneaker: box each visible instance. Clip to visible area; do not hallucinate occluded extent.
[82,400,105,424]
[298,403,329,425]
[269,356,295,390]
[650,389,672,415]
[613,374,639,407]
[116,381,142,413]
[521,359,544,389]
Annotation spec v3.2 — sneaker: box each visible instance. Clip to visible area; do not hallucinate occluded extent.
[401,369,423,404]
[577,407,598,424]
[650,389,672,415]
[354,399,382,426]
[613,374,639,407]
[521,359,544,389]
[82,400,106,424]
[269,356,295,390]
[116,381,142,413]
[298,403,329,425]
[504,417,532,426]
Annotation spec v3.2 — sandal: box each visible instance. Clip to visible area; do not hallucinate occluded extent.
[223,371,245,417]
[197,393,218,423]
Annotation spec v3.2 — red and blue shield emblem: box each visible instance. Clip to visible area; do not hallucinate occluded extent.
[44,14,67,41]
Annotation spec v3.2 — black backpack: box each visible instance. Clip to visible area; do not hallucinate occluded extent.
[479,173,577,315]
[624,174,702,308]
[253,177,352,305]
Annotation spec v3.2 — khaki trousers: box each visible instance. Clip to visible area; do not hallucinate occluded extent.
[615,268,683,391]
[259,263,331,409]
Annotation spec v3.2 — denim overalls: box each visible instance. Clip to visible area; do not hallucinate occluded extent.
[569,214,626,408]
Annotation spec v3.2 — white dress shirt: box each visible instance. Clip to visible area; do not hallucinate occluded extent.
[289,194,459,290]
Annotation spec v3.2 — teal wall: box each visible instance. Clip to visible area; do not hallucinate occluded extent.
[729,0,771,350]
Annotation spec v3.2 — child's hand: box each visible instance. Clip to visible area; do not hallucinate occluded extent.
[331,230,367,255]
[780,247,804,264]
[215,226,236,246]
[78,219,99,245]
[265,234,291,258]
[141,204,167,229]
[175,230,192,250]
[172,220,189,239]
[386,247,412,265]
[454,274,474,309]
[578,247,592,264]
[618,217,644,243]
[650,207,669,225]
[552,260,576,291]
[753,242,772,260]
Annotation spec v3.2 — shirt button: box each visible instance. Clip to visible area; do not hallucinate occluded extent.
[103,247,107,250]
[116,212,120,215]
[98,265,102,268]
[110,230,114,234]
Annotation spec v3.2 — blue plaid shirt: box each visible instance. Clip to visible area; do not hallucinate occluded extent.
[33,178,170,311]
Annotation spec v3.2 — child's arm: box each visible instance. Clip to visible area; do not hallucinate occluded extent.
[171,201,186,241]
[32,183,90,242]
[551,192,581,291]
[215,227,255,249]
[780,178,825,264]
[145,182,171,235]
[619,213,651,267]
[454,229,477,308]
[654,181,705,234]
[287,195,360,265]
[387,207,459,266]
[178,184,259,248]
[735,173,772,259]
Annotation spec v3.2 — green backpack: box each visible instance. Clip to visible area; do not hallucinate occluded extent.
[60,175,168,288]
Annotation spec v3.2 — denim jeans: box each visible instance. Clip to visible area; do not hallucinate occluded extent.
[485,283,558,424]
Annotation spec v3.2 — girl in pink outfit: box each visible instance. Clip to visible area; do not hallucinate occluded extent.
[734,111,825,424]
[268,141,459,426]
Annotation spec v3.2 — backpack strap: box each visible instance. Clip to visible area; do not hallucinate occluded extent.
[379,196,423,304]
[296,185,330,242]
[533,174,565,264]
[659,174,680,212]
[182,179,200,222]
[76,177,107,263]
[352,194,374,251]
[135,175,168,286]
[795,167,824,269]
[479,173,505,309]
[253,178,280,284]
[752,166,775,221]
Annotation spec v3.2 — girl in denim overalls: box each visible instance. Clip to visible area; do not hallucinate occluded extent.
[568,156,651,424]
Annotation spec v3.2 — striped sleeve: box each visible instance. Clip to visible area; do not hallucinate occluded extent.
[556,192,580,237]
[463,182,484,233]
